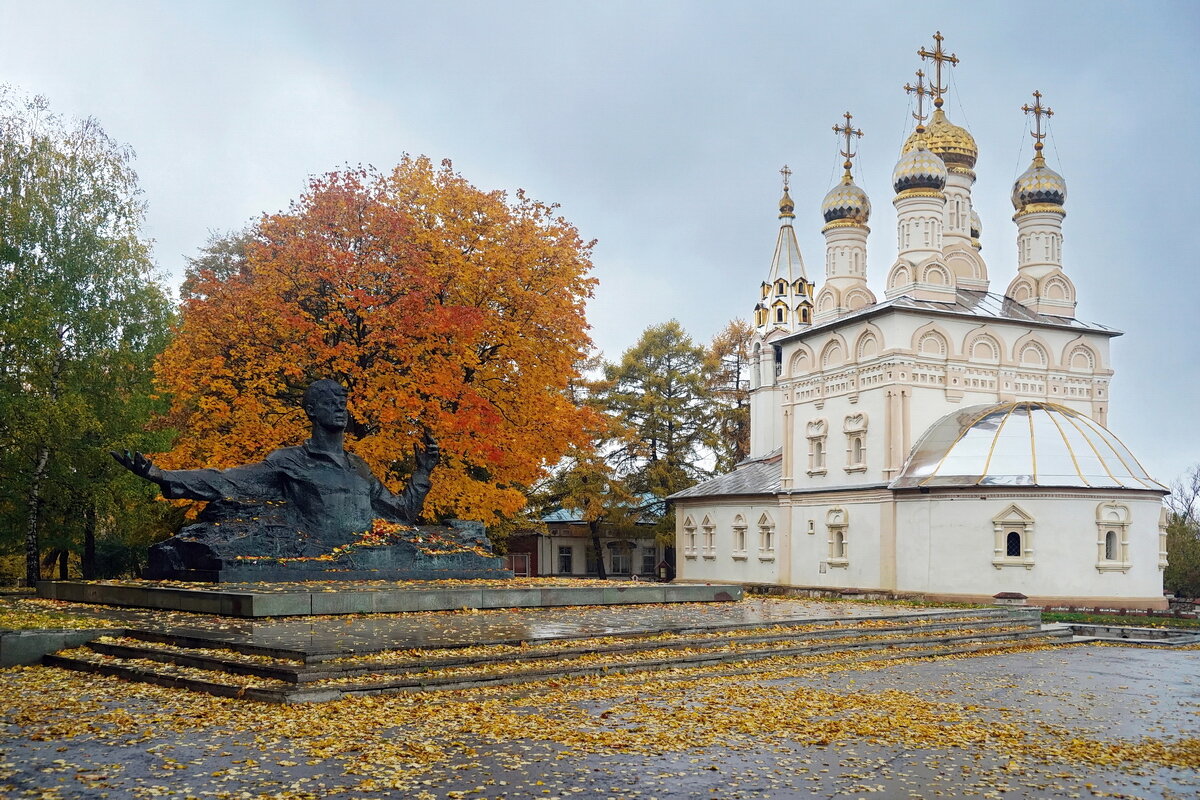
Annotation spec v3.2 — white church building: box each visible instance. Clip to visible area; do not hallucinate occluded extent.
[671,35,1168,609]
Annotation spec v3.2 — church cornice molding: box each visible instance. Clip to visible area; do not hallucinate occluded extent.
[775,300,1122,348]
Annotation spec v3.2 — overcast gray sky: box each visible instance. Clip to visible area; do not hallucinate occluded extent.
[2,0,1197,485]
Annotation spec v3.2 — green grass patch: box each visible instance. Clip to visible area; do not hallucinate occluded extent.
[1042,611,1200,629]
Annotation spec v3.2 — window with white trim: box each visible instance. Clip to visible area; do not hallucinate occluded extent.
[758,513,775,560]
[1159,508,1170,571]
[807,419,828,475]
[732,514,748,559]
[826,508,848,567]
[701,515,716,558]
[1096,502,1131,573]
[992,504,1035,569]
[843,414,868,473]
[683,516,697,558]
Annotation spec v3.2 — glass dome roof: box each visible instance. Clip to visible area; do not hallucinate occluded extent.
[891,402,1164,491]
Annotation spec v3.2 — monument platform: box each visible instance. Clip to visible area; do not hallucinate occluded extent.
[36,579,743,618]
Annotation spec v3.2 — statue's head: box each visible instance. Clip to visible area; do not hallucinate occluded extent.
[302,379,349,431]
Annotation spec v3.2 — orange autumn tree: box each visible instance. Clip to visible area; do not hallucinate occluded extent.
[155,157,597,524]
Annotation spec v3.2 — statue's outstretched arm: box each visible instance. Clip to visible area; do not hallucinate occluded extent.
[110,450,270,502]
[111,451,164,484]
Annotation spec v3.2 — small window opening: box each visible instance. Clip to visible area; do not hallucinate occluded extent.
[1104,530,1117,561]
[1006,531,1022,558]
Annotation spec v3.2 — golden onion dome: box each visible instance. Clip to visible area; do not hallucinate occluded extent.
[822,173,871,225]
[902,108,977,169]
[1011,153,1067,212]
[892,137,947,194]
[779,188,796,218]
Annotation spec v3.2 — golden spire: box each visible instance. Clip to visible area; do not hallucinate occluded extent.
[918,31,959,109]
[904,69,931,133]
[1022,90,1054,159]
[832,111,863,180]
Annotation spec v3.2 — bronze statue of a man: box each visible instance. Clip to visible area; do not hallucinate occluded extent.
[114,380,441,571]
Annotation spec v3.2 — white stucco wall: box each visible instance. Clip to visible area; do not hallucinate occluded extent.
[894,490,1164,602]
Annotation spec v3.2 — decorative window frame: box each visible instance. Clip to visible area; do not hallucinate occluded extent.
[683,516,698,559]
[825,507,848,568]
[992,504,1035,569]
[806,419,828,476]
[1095,501,1131,573]
[757,513,776,561]
[732,514,748,560]
[1159,508,1169,571]
[843,413,868,474]
[701,515,716,560]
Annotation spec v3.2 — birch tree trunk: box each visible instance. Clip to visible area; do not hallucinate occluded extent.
[24,446,49,586]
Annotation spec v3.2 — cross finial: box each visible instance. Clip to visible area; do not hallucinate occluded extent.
[904,69,931,131]
[1022,90,1054,155]
[780,163,792,192]
[917,30,959,109]
[832,111,864,176]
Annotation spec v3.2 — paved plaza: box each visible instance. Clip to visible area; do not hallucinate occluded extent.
[1,596,1197,799]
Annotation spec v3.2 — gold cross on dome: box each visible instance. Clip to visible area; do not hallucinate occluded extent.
[904,69,930,129]
[780,164,792,191]
[1022,90,1054,153]
[918,31,959,108]
[833,112,863,160]
[832,112,863,173]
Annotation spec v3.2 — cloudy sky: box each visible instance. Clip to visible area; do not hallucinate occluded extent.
[2,0,1197,485]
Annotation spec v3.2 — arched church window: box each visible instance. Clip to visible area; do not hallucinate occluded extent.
[1096,502,1131,572]
[757,513,775,558]
[800,308,810,324]
[807,420,828,475]
[851,435,864,465]
[776,307,784,323]
[732,515,747,556]
[826,508,848,566]
[993,504,1035,569]
[776,280,787,296]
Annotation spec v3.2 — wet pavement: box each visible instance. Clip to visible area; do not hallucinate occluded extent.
[2,644,1196,798]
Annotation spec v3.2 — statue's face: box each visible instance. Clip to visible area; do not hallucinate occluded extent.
[305,390,348,431]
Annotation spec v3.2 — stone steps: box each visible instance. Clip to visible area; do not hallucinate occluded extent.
[82,613,1033,684]
[43,609,1066,703]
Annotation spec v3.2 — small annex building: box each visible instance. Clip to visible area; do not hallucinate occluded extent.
[670,34,1168,609]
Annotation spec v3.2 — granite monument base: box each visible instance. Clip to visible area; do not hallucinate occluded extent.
[145,519,511,583]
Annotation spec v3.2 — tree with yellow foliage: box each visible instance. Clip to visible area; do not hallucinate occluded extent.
[156,157,596,524]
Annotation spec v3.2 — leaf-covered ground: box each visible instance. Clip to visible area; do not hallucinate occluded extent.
[2,641,1197,799]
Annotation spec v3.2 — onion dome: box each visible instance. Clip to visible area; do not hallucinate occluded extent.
[822,172,871,224]
[902,108,978,169]
[779,189,796,219]
[1011,153,1067,212]
[891,402,1165,490]
[892,136,947,194]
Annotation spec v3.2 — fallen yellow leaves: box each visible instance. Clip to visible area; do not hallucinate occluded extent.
[3,639,1197,800]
